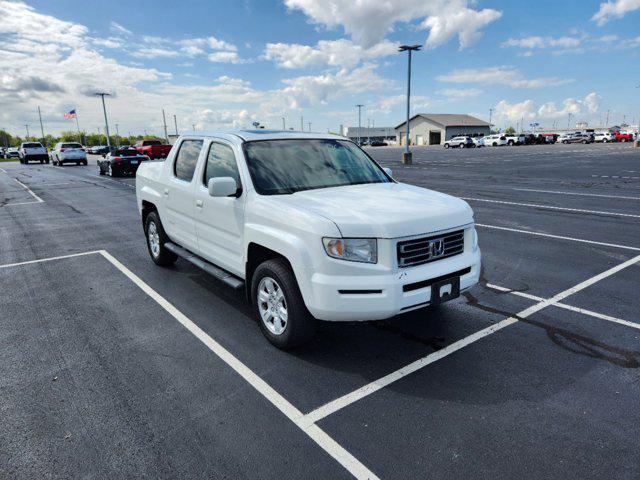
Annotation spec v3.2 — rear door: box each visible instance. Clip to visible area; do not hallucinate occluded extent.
[194,140,246,276]
[162,138,204,252]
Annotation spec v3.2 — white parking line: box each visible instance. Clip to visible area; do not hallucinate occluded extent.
[14,178,44,203]
[475,223,640,252]
[0,250,102,269]
[303,253,640,424]
[99,251,378,480]
[0,249,379,479]
[512,188,640,201]
[486,283,640,331]
[462,197,640,219]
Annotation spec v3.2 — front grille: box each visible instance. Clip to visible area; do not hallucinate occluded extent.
[397,229,464,267]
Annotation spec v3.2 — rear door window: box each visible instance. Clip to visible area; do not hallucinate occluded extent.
[174,139,203,182]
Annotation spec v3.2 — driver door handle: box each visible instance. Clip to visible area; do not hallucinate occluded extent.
[195,199,203,208]
[163,188,169,196]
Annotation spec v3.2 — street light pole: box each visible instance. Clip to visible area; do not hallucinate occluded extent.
[282,117,286,130]
[399,44,421,164]
[356,104,363,145]
[24,124,30,140]
[173,115,178,136]
[94,92,112,151]
[115,123,120,147]
[489,108,493,131]
[37,106,45,146]
[308,121,311,132]
[162,109,169,143]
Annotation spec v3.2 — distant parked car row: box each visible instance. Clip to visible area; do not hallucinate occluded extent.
[443,130,637,148]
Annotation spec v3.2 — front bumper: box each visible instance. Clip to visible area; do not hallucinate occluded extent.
[303,247,481,321]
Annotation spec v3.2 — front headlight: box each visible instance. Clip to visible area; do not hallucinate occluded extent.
[322,238,377,264]
[471,227,479,251]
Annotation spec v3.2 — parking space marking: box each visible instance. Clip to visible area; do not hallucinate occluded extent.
[0,248,379,479]
[0,250,102,270]
[97,250,378,480]
[512,188,640,201]
[303,254,640,424]
[0,177,45,206]
[462,197,640,219]
[486,283,640,331]
[475,224,640,252]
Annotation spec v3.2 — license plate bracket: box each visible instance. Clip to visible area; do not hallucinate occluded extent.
[430,277,460,306]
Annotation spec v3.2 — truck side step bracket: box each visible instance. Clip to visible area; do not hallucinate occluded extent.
[165,242,245,290]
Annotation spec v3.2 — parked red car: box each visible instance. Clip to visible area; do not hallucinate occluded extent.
[614,131,634,143]
[134,139,172,159]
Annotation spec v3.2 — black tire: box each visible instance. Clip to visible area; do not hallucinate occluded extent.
[621,138,627,143]
[45,159,49,164]
[82,160,88,166]
[98,167,105,175]
[251,258,316,349]
[444,143,449,149]
[492,142,497,147]
[144,211,177,267]
[459,143,465,148]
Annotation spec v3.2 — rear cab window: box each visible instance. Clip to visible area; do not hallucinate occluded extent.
[174,139,203,181]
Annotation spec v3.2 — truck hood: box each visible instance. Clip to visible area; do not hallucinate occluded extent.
[268,182,473,238]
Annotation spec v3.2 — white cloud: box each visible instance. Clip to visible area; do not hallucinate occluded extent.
[592,0,640,25]
[131,47,180,58]
[284,0,501,49]
[263,39,398,68]
[502,35,583,49]
[494,92,601,125]
[207,51,245,64]
[437,88,483,99]
[110,21,131,35]
[437,66,572,88]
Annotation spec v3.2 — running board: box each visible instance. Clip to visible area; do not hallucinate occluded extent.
[165,242,245,290]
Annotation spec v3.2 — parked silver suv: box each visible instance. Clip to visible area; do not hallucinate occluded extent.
[443,136,473,149]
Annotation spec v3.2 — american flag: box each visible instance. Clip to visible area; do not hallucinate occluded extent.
[64,109,77,119]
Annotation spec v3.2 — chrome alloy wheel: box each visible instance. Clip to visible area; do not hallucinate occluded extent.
[257,276,288,335]
[147,221,161,258]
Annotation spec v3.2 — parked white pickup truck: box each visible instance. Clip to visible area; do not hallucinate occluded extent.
[136,131,481,348]
[19,142,49,164]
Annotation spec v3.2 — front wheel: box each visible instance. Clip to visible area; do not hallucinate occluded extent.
[144,211,177,267]
[251,259,316,349]
[621,138,627,143]
[459,143,465,148]
[444,143,450,149]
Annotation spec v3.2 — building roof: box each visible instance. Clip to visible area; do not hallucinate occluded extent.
[395,114,490,129]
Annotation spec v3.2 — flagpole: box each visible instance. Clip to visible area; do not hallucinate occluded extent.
[74,112,82,144]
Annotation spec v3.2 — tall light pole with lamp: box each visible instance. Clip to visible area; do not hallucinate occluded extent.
[356,104,364,145]
[94,92,112,151]
[399,44,421,164]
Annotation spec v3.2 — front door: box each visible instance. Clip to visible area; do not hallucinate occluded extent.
[163,139,203,251]
[194,140,246,276]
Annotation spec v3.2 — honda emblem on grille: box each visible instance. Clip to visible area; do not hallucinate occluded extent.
[429,238,445,258]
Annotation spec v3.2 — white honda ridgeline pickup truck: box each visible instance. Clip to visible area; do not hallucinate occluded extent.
[136,131,480,348]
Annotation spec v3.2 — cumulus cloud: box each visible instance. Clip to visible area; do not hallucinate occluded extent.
[263,39,398,68]
[592,0,640,25]
[284,0,501,49]
[502,35,583,49]
[437,66,572,89]
[437,88,483,99]
[494,92,601,124]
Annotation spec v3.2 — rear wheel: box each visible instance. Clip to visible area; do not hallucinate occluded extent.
[144,211,177,267]
[251,259,315,349]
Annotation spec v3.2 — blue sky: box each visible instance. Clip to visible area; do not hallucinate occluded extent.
[1,0,639,137]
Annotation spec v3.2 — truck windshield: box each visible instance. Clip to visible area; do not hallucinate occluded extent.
[243,139,391,195]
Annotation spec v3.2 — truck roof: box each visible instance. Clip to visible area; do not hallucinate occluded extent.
[180,130,346,143]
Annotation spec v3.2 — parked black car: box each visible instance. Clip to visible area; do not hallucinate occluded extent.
[98,148,149,177]
[369,141,388,147]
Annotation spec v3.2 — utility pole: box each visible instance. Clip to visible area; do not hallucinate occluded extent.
[399,44,421,164]
[282,117,286,130]
[567,112,572,129]
[162,109,169,143]
[173,114,178,136]
[605,109,610,128]
[489,108,493,131]
[74,111,82,144]
[37,106,45,146]
[308,121,311,132]
[115,124,120,147]
[300,116,304,132]
[94,92,112,151]
[356,104,364,145]
[192,124,196,132]
[24,124,30,140]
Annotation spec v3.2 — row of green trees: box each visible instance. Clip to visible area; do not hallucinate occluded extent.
[0,130,162,149]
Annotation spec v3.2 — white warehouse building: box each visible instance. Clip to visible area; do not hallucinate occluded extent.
[395,114,491,146]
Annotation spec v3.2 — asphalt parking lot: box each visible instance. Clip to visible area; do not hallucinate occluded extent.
[1,142,639,479]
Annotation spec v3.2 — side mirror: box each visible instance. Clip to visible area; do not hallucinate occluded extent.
[208,177,238,197]
[384,167,393,178]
